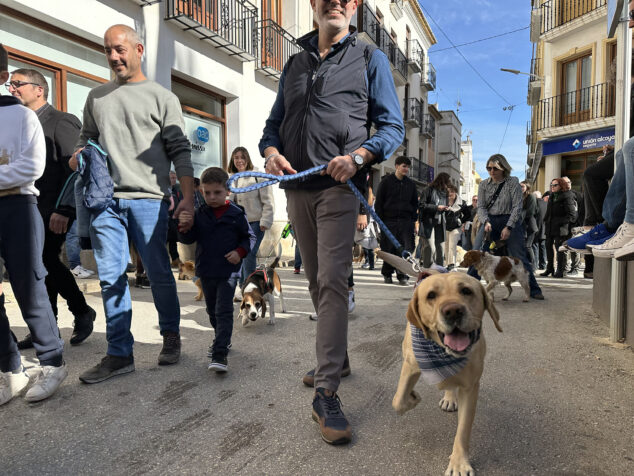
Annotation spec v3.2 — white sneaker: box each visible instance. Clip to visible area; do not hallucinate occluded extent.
[309,313,318,321]
[0,367,30,406]
[592,222,634,258]
[348,289,356,313]
[615,236,634,261]
[24,364,68,402]
[71,266,94,279]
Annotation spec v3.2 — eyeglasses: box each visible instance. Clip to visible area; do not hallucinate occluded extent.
[5,80,42,91]
[486,166,501,172]
[550,183,559,187]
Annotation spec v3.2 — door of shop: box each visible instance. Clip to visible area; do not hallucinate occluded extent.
[562,151,600,192]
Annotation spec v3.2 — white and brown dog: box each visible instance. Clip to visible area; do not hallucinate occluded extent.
[239,257,286,326]
[460,250,531,302]
[393,273,502,476]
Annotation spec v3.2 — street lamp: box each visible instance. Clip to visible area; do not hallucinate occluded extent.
[500,68,543,81]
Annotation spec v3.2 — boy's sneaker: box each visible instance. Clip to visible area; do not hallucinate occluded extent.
[25,364,68,402]
[71,265,94,279]
[79,355,135,384]
[158,332,181,365]
[591,222,634,258]
[348,289,355,313]
[208,357,228,373]
[565,224,613,253]
[207,342,231,358]
[0,367,30,406]
[312,387,352,445]
[135,275,151,288]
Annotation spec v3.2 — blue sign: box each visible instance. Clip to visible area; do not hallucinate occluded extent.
[542,128,615,156]
[196,126,209,143]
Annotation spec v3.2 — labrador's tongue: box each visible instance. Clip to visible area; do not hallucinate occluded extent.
[444,331,470,352]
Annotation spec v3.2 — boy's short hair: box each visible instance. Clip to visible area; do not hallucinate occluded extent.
[200,167,229,188]
[394,156,411,166]
[0,44,8,74]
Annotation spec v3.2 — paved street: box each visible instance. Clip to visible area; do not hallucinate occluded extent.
[2,265,633,475]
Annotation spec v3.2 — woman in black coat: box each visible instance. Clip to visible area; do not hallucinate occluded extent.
[541,177,577,278]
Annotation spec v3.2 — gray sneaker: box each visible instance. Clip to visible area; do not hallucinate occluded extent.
[79,355,135,384]
[25,364,68,402]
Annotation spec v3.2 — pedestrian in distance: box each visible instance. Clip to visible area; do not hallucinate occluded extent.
[417,172,451,267]
[70,25,195,384]
[259,0,404,445]
[542,178,577,278]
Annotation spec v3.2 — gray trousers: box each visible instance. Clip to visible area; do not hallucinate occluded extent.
[286,185,358,391]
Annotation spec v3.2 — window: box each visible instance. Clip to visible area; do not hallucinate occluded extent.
[560,54,592,124]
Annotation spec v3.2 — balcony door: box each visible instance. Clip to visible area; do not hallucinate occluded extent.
[261,0,283,71]
[561,54,591,126]
[178,0,216,30]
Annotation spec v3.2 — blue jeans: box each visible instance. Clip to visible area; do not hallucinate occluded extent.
[603,137,634,227]
[90,199,179,357]
[201,276,237,359]
[240,221,264,285]
[469,214,542,296]
[65,220,81,269]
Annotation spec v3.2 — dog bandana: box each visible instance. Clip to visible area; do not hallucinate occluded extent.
[410,324,469,385]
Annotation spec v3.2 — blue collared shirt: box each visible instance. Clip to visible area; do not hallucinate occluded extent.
[258,33,404,163]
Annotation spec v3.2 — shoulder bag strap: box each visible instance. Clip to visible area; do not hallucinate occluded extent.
[485,182,506,210]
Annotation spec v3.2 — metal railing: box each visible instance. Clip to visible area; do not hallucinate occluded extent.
[411,158,434,184]
[356,3,381,46]
[407,39,424,72]
[165,0,258,60]
[421,113,436,138]
[255,19,301,78]
[404,98,422,127]
[535,82,615,130]
[530,57,541,80]
[539,0,607,35]
[423,62,436,90]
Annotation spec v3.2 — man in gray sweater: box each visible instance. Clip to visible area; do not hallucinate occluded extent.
[71,25,195,384]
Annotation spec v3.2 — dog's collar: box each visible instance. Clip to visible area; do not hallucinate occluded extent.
[245,265,269,286]
[410,324,470,385]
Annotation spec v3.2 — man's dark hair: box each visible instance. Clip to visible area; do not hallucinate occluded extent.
[394,156,411,166]
[11,68,49,100]
[200,167,229,188]
[0,44,7,74]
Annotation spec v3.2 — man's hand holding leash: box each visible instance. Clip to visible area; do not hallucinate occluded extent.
[264,147,296,176]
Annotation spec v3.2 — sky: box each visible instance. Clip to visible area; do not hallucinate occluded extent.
[420,0,533,181]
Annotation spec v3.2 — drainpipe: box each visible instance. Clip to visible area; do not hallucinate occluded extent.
[609,10,631,342]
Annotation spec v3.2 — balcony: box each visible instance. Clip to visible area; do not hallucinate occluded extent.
[404,98,422,128]
[390,0,404,20]
[527,57,542,105]
[420,113,436,138]
[130,0,161,5]
[355,3,381,47]
[255,19,301,80]
[538,0,607,36]
[422,62,436,91]
[535,82,615,132]
[165,0,258,61]
[407,39,423,74]
[410,158,434,184]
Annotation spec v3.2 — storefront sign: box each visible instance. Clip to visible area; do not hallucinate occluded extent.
[183,114,222,177]
[542,128,615,156]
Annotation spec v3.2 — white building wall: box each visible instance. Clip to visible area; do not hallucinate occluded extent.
[460,139,474,202]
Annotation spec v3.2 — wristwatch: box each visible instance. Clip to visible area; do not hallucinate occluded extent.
[349,153,365,170]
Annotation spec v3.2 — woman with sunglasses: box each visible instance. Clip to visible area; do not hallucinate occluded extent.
[469,154,544,299]
[541,178,577,278]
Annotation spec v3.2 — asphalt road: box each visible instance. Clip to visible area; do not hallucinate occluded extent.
[2,266,633,475]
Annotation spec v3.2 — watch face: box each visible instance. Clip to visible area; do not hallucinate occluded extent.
[353,154,364,166]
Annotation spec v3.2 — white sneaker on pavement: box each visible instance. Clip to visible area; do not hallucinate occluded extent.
[71,265,94,279]
[24,364,68,402]
[0,367,30,406]
[591,222,634,258]
[348,289,355,313]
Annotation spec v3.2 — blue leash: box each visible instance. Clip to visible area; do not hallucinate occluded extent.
[227,165,417,267]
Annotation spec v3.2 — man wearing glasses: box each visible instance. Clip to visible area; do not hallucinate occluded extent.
[8,69,97,349]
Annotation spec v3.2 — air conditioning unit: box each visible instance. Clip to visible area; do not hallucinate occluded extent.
[527,80,541,105]
[530,10,542,42]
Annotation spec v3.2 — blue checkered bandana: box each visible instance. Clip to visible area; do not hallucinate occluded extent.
[410,324,469,385]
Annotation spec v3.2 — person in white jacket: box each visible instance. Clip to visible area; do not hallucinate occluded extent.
[228,147,274,290]
[0,44,68,405]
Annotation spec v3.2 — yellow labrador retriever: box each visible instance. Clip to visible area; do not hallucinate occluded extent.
[392,273,502,476]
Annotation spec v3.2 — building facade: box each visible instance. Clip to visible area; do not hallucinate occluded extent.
[436,109,462,187]
[460,136,475,202]
[526,0,616,193]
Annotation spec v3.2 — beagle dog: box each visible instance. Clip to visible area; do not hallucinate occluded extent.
[392,273,502,476]
[239,257,286,326]
[460,250,531,302]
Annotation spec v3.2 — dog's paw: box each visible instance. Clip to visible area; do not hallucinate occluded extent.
[392,390,421,415]
[439,393,458,412]
[444,456,474,476]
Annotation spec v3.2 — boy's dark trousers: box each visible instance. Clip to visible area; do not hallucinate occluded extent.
[201,276,238,359]
[0,196,64,372]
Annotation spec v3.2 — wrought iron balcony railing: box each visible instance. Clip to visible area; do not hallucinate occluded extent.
[422,62,436,91]
[530,57,541,81]
[356,3,381,47]
[420,113,436,138]
[534,82,615,131]
[410,158,434,184]
[407,39,424,74]
[165,0,258,61]
[131,0,161,6]
[539,0,607,35]
[404,98,422,128]
[255,19,301,79]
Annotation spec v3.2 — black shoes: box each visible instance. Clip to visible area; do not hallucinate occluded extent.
[70,306,97,346]
[531,293,545,300]
[158,332,181,365]
[135,275,151,288]
[398,276,409,286]
[208,357,228,373]
[79,354,135,384]
[540,269,553,277]
[17,333,33,350]
[312,388,352,445]
[383,276,393,284]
